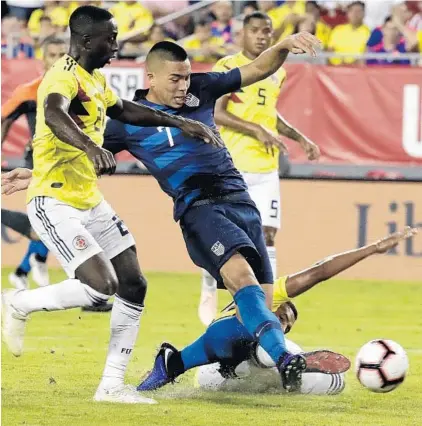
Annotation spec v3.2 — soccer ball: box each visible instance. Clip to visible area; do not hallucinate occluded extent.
[355,339,409,393]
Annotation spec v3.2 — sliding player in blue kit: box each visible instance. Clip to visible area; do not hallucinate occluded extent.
[103,34,322,392]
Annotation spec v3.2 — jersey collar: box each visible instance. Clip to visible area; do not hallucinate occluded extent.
[133,89,176,113]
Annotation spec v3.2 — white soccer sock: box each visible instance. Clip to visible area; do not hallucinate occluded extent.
[11,279,109,316]
[267,246,277,279]
[301,373,345,395]
[99,295,143,390]
[201,269,217,293]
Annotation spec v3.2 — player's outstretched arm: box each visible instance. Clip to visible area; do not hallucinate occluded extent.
[45,94,116,176]
[107,99,223,147]
[239,32,321,88]
[285,227,418,298]
[214,95,287,156]
[276,113,320,161]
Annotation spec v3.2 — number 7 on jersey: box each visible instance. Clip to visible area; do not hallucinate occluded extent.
[157,126,174,147]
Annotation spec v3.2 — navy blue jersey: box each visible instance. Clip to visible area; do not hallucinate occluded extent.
[104,68,248,221]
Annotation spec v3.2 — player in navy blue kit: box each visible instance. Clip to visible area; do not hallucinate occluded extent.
[1,34,322,393]
[104,34,321,393]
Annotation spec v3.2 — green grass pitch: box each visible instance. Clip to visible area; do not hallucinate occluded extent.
[2,268,421,425]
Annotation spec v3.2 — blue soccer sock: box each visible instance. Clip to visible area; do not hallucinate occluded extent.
[233,285,287,365]
[16,241,49,276]
[170,288,288,377]
[180,334,209,371]
[180,316,253,372]
[16,241,38,275]
[33,240,49,261]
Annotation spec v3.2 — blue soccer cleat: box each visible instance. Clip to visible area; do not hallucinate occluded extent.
[137,343,178,391]
[277,352,307,392]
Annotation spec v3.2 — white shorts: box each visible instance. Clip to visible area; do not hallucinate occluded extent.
[241,170,281,229]
[195,339,302,392]
[27,196,135,278]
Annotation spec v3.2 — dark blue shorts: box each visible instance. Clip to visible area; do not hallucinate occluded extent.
[180,193,273,289]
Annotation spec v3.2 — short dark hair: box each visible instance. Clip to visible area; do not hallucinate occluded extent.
[384,15,392,25]
[285,301,298,321]
[69,5,113,35]
[347,1,365,11]
[243,11,271,26]
[147,41,188,62]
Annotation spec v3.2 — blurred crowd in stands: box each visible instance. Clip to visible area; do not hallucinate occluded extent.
[1,1,422,65]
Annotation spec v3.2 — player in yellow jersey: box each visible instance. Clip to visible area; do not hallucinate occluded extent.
[198,11,320,326]
[136,227,417,394]
[1,5,220,405]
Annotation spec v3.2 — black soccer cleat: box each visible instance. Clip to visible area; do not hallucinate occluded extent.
[137,343,180,391]
[277,353,307,392]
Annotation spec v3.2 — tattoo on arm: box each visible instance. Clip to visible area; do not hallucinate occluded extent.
[276,114,304,142]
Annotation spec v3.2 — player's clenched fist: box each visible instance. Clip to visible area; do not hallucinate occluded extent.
[281,32,322,57]
[86,145,116,176]
[179,118,224,148]
[300,138,320,161]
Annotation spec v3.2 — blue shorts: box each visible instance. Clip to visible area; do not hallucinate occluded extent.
[180,192,273,289]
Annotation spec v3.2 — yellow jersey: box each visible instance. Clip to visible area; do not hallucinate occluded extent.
[109,1,153,36]
[328,23,370,65]
[316,21,332,50]
[182,36,226,63]
[28,6,69,35]
[28,55,118,210]
[275,1,307,40]
[272,276,290,310]
[213,52,286,173]
[418,31,422,52]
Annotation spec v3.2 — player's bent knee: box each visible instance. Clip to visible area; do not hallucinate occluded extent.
[117,273,148,305]
[110,246,147,304]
